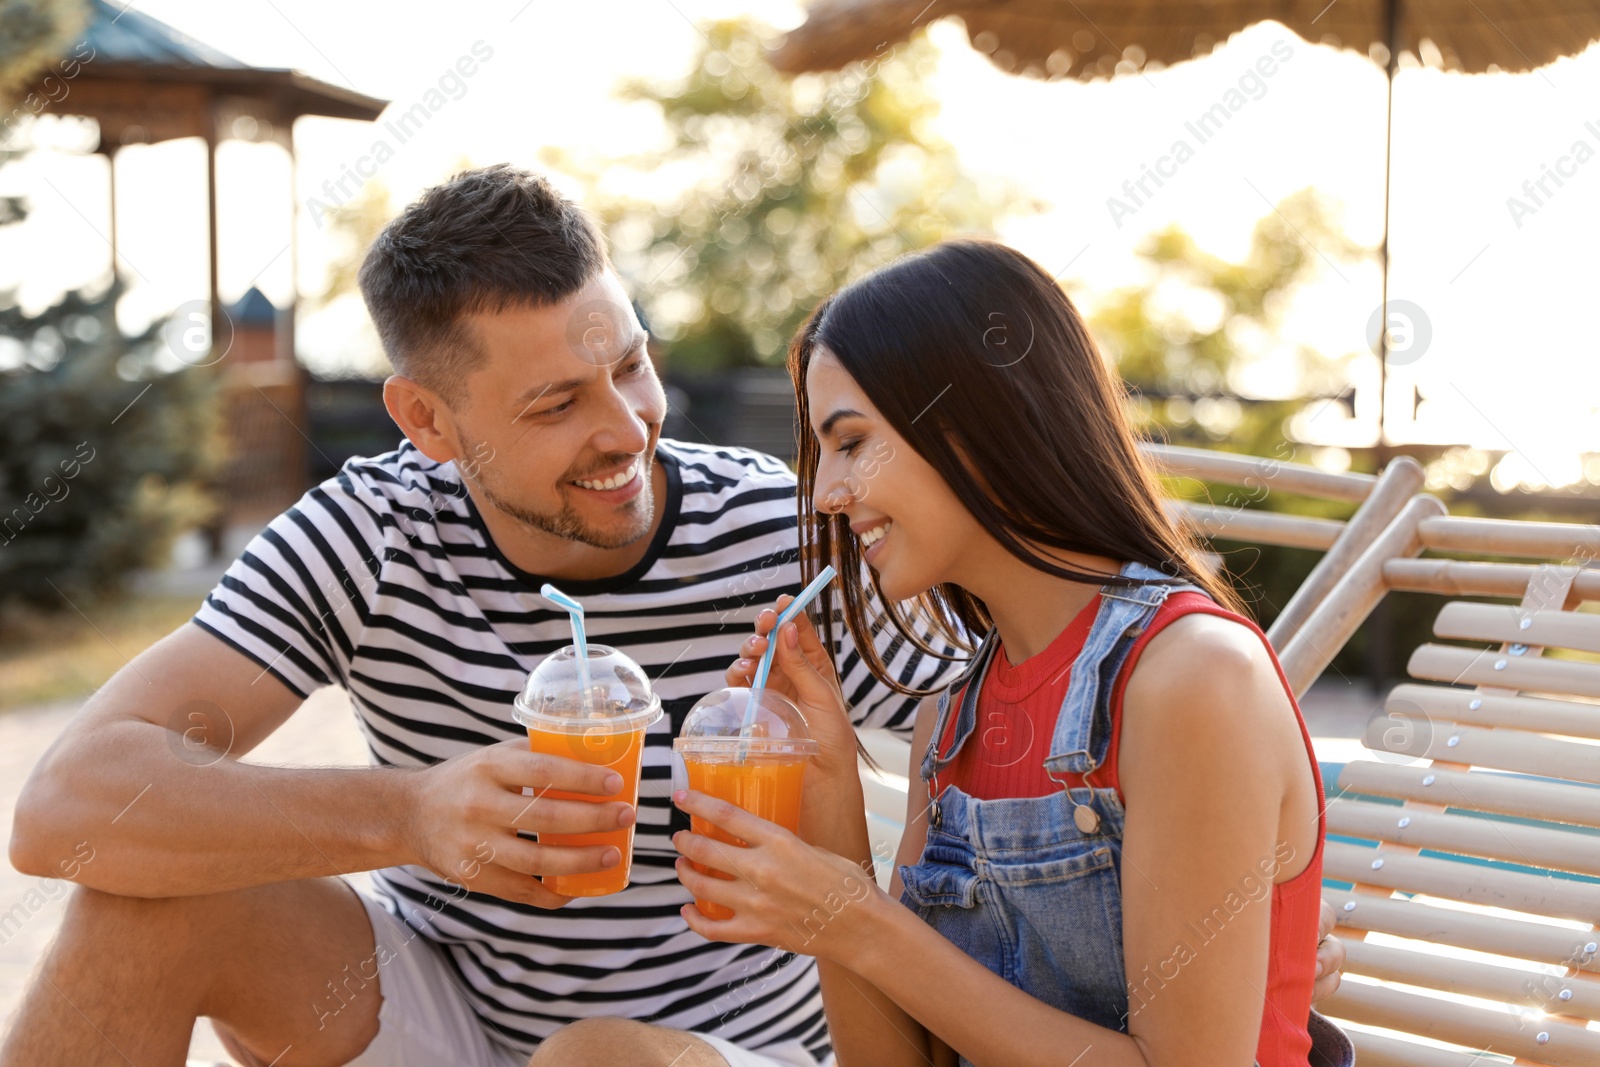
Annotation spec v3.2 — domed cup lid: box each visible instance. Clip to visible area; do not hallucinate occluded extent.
[673,687,820,758]
[512,644,662,735]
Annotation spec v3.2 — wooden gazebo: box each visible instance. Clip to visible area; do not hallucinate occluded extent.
[42,0,388,362]
[24,0,388,528]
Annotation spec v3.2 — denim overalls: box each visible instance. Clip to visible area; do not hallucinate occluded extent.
[896,560,1355,1067]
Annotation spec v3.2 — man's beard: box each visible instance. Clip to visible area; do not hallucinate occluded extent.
[469,448,656,550]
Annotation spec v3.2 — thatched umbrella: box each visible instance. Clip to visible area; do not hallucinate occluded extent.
[772,0,1600,443]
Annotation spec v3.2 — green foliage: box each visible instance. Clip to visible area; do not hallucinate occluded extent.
[1092,188,1363,459]
[0,0,87,105]
[555,18,1029,369]
[316,178,396,309]
[1088,191,1379,645]
[0,281,222,610]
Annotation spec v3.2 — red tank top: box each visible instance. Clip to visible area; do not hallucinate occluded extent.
[940,592,1325,1067]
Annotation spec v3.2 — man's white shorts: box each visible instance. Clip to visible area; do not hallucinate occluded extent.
[331,884,826,1067]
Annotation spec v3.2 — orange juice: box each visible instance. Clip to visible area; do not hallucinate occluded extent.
[684,754,808,919]
[527,724,646,897]
[513,642,661,899]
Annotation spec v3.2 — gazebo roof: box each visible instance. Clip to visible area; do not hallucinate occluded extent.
[85,1,248,68]
[229,286,279,327]
[52,1,387,147]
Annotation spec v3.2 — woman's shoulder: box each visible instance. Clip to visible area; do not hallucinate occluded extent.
[1122,596,1292,744]
[1140,597,1270,672]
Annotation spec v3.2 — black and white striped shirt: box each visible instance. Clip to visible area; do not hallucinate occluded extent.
[194,438,961,1061]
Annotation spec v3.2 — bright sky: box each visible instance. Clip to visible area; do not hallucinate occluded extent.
[4,0,1599,489]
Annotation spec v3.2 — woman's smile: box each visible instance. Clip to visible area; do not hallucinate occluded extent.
[853,518,892,563]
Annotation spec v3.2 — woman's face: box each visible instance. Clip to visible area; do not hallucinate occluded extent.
[805,348,984,602]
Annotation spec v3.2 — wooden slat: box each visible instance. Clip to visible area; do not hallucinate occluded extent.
[1336,762,1600,831]
[1418,516,1600,560]
[1408,643,1600,701]
[1342,1029,1509,1067]
[1323,980,1600,1065]
[1434,602,1600,655]
[1270,456,1426,650]
[1324,842,1600,923]
[1318,526,1600,1061]
[1361,715,1600,785]
[1169,500,1343,550]
[1141,441,1376,501]
[1326,890,1600,973]
[1326,799,1600,879]
[1339,938,1600,1022]
[1278,495,1449,698]
[1384,558,1600,602]
[1387,683,1600,742]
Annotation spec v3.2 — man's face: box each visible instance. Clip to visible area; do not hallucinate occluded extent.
[446,271,667,549]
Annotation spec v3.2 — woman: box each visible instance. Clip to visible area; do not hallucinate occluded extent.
[670,240,1353,1067]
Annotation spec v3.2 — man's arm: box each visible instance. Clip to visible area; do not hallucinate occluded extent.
[9,624,634,906]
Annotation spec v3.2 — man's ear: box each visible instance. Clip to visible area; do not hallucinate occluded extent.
[384,375,460,465]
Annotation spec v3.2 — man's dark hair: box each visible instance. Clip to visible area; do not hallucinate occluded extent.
[358,164,608,401]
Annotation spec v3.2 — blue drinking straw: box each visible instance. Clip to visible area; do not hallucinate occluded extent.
[743,565,837,743]
[540,583,593,708]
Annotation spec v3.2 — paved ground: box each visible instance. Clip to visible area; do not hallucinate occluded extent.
[0,673,1380,1063]
[0,686,371,1063]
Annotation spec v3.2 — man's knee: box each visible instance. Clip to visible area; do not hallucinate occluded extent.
[211,1013,381,1067]
[527,1018,725,1067]
[58,884,228,953]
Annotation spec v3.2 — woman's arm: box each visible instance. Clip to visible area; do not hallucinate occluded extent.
[735,621,944,1066]
[676,617,1306,1067]
[814,693,951,1067]
[1115,614,1320,1060]
[675,791,1140,1066]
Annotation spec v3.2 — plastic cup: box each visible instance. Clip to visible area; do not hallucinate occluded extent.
[673,687,820,920]
[513,644,662,897]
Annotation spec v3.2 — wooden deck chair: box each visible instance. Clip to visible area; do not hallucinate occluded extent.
[1278,513,1599,697]
[1141,443,1430,678]
[1310,516,1600,1065]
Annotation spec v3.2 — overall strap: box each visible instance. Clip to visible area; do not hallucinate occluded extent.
[1042,560,1208,784]
[919,628,1000,788]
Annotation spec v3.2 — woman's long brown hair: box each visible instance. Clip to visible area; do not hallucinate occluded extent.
[790,238,1246,698]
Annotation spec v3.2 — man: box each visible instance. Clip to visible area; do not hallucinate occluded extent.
[4,164,1342,1067]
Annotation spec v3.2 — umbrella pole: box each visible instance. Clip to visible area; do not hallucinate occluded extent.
[1377,0,1402,452]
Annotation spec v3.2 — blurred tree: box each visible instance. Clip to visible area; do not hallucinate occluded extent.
[0,280,221,611]
[2,0,89,225]
[551,18,1031,370]
[1091,188,1363,460]
[296,177,397,379]
[0,0,86,105]
[1088,191,1376,637]
[315,178,396,311]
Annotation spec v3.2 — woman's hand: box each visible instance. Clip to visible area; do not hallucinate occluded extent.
[726,595,858,784]
[723,593,868,852]
[672,788,886,964]
[725,594,840,706]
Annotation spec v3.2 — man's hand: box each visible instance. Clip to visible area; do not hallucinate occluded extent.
[1313,897,1346,1002]
[404,740,637,908]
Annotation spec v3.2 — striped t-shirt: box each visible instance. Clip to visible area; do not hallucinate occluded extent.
[194,437,962,1062]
